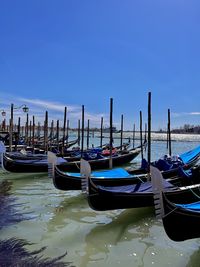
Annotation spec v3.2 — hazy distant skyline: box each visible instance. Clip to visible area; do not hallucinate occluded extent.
[1,1,200,130]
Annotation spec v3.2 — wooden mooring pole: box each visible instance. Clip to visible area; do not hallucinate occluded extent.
[9,104,14,152]
[109,98,113,169]
[140,110,143,160]
[100,117,103,148]
[81,105,85,158]
[147,92,152,177]
[87,119,90,150]
[132,123,135,149]
[120,114,123,151]
[56,120,59,151]
[168,108,172,156]
[32,116,35,148]
[62,107,67,155]
[78,119,81,147]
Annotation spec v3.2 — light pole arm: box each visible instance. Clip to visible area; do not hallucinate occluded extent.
[13,104,29,113]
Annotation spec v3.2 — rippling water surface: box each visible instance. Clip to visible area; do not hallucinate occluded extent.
[1,133,200,267]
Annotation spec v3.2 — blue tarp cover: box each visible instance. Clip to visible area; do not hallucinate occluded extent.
[177,201,200,212]
[98,180,174,194]
[15,159,48,164]
[66,168,132,179]
[179,145,200,164]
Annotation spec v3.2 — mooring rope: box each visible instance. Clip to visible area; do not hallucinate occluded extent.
[75,162,80,170]
[164,206,179,218]
[188,187,200,199]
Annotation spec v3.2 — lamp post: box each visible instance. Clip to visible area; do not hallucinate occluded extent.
[9,103,29,151]
[0,110,6,131]
[1,110,6,117]
[13,104,29,113]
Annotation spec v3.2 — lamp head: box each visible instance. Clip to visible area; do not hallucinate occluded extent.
[22,105,29,113]
[1,110,6,116]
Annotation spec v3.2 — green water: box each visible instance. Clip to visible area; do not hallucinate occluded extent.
[1,136,200,267]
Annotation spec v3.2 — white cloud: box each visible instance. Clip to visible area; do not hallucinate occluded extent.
[189,112,200,115]
[18,97,81,113]
[0,93,109,127]
[171,112,200,118]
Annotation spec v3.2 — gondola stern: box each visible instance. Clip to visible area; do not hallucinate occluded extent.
[80,159,91,195]
[47,151,57,179]
[0,141,9,172]
[151,165,165,219]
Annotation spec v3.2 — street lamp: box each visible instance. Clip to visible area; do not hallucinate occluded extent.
[13,104,29,113]
[0,110,6,116]
[9,103,29,151]
[0,110,6,131]
[22,105,29,113]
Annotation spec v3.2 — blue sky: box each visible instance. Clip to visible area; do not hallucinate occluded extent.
[0,0,200,130]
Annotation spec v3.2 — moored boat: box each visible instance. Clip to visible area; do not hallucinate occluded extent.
[49,144,200,191]
[81,160,200,211]
[151,166,200,241]
[1,142,143,173]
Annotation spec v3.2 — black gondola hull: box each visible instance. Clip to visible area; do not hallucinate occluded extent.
[86,176,200,211]
[2,154,48,173]
[2,147,141,173]
[57,149,141,172]
[162,194,200,241]
[53,166,147,191]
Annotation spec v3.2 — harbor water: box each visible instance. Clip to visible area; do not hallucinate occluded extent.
[1,133,200,267]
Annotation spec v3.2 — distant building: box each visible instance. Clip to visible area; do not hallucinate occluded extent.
[103,127,120,133]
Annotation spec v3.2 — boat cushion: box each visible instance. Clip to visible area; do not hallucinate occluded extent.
[153,159,173,171]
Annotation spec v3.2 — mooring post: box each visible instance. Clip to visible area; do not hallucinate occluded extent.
[109,98,113,169]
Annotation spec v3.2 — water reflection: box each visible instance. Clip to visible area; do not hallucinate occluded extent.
[42,191,155,266]
[1,139,200,266]
[186,244,200,267]
[48,190,200,267]
[0,179,74,266]
[80,207,154,266]
[0,168,47,180]
[46,193,89,232]
[0,238,72,267]
[0,179,27,229]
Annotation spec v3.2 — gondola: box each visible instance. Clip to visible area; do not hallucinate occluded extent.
[1,143,143,173]
[4,151,46,160]
[50,138,79,153]
[128,144,200,179]
[57,145,142,172]
[51,160,148,191]
[81,160,200,211]
[1,153,48,173]
[151,166,200,241]
[49,144,200,191]
[56,140,131,161]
